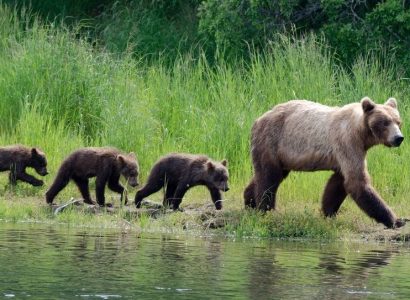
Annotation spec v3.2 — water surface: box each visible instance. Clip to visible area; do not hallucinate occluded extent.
[0,223,410,299]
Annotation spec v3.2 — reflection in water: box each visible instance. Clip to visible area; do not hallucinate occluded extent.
[316,248,397,299]
[0,224,410,299]
[246,245,282,299]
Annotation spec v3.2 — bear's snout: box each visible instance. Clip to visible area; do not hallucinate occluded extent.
[392,135,404,147]
[128,178,139,187]
[37,167,48,176]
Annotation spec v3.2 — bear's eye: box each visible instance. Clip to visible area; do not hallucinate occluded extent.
[383,120,391,127]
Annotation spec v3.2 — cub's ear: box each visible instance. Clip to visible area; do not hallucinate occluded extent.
[31,148,39,156]
[221,159,228,167]
[361,97,375,113]
[385,97,397,109]
[206,161,215,171]
[128,152,136,160]
[117,154,126,166]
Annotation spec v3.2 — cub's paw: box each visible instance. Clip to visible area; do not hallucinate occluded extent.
[33,180,44,187]
[394,218,407,229]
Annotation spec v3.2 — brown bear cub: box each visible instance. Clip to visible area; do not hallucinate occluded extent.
[135,153,229,210]
[0,145,48,186]
[46,147,139,206]
[245,97,405,228]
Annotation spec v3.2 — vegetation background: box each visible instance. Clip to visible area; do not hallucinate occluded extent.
[0,0,409,238]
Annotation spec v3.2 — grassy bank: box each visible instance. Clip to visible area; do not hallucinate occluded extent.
[0,5,409,240]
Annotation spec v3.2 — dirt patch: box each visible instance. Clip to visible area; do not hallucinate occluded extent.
[51,198,227,230]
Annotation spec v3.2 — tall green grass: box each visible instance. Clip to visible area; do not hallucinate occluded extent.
[0,5,409,235]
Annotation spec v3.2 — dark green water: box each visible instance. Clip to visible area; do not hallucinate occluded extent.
[1,224,410,299]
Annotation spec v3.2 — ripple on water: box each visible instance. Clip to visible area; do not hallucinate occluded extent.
[77,294,122,299]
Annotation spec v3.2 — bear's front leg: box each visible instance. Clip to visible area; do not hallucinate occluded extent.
[108,174,126,204]
[344,174,401,228]
[14,169,43,186]
[341,156,403,228]
[207,186,223,210]
[350,183,400,228]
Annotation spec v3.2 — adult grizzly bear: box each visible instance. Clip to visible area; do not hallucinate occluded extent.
[135,153,229,210]
[46,147,139,206]
[245,97,405,228]
[0,145,48,186]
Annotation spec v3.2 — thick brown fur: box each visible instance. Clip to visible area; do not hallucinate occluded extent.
[46,147,139,206]
[245,97,405,228]
[135,153,229,210]
[0,145,48,186]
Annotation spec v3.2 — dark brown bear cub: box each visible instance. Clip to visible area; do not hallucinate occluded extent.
[0,145,48,186]
[135,153,229,210]
[46,147,139,206]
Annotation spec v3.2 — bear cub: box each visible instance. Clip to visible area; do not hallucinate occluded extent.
[46,147,139,206]
[135,153,229,210]
[0,145,48,186]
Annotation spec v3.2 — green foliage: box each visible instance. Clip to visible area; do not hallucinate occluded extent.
[3,0,111,20]
[3,1,410,73]
[95,0,200,63]
[223,209,349,239]
[321,0,410,71]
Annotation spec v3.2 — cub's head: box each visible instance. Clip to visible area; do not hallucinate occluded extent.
[362,97,404,147]
[31,148,48,176]
[117,152,139,187]
[206,159,230,192]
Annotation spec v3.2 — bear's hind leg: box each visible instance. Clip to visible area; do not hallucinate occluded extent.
[72,175,94,205]
[322,172,347,217]
[95,174,109,207]
[45,170,70,204]
[244,178,256,208]
[254,166,285,211]
[135,179,164,208]
[163,183,176,208]
[171,184,188,211]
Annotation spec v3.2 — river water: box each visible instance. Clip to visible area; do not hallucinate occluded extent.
[0,223,409,299]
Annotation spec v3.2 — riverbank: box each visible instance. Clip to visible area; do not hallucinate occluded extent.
[1,195,409,242]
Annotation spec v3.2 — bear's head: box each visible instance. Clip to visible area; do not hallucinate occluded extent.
[361,97,404,147]
[206,159,230,192]
[30,148,48,176]
[117,152,139,187]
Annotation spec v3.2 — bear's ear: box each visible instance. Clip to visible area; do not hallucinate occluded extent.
[117,154,126,166]
[31,148,39,156]
[206,161,215,171]
[128,152,136,160]
[361,97,375,113]
[385,97,397,109]
[221,159,228,167]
